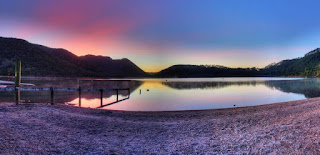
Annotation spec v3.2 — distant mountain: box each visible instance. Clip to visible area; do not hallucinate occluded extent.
[158,48,320,78]
[79,55,146,77]
[156,65,260,78]
[2,36,320,78]
[262,48,320,77]
[0,37,147,77]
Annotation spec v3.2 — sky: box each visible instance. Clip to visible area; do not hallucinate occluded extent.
[1,0,320,72]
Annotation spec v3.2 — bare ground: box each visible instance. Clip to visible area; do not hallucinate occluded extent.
[1,98,320,154]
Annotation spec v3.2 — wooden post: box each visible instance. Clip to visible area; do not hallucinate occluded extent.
[50,87,55,105]
[100,89,103,107]
[77,78,80,88]
[15,60,21,105]
[128,89,130,99]
[116,89,119,102]
[8,70,10,81]
[15,87,20,105]
[78,87,82,107]
[15,60,21,87]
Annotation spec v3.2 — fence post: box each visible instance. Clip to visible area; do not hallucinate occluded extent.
[78,87,82,107]
[116,89,119,102]
[128,88,130,99]
[50,87,55,105]
[100,89,103,106]
[15,87,20,105]
[15,60,21,87]
[15,60,21,105]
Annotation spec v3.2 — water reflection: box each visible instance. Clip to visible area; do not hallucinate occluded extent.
[1,77,320,111]
[162,79,320,98]
[0,77,142,105]
[104,78,308,111]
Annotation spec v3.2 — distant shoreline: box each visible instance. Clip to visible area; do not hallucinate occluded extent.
[1,97,320,153]
[0,75,309,79]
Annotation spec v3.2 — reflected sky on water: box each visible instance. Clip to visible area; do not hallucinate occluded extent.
[0,77,319,111]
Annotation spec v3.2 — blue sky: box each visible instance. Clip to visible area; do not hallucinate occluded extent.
[0,0,320,72]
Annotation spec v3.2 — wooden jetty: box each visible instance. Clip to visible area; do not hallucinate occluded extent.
[0,60,131,108]
[0,87,130,108]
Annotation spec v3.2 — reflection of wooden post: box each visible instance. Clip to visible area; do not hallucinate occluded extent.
[100,89,103,107]
[128,89,130,99]
[15,60,21,105]
[78,87,82,107]
[116,89,119,102]
[50,87,55,105]
[15,87,20,105]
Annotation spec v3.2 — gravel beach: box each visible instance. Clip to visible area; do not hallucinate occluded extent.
[1,98,320,154]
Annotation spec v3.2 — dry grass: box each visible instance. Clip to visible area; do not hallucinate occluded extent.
[1,98,320,154]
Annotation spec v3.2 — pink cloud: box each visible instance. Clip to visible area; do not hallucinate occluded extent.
[10,0,154,56]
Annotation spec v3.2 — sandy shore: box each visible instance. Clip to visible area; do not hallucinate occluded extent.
[1,98,320,154]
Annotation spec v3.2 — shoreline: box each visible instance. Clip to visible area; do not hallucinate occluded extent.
[1,98,320,154]
[71,96,311,113]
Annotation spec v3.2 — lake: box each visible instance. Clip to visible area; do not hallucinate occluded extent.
[0,77,318,111]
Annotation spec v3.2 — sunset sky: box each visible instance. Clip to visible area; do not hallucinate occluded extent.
[1,0,320,72]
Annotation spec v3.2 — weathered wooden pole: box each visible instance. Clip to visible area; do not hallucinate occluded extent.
[15,60,21,87]
[116,89,119,102]
[50,87,55,105]
[100,89,103,106]
[15,87,20,105]
[78,87,82,107]
[15,60,21,105]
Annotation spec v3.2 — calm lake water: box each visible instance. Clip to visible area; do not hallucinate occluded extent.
[0,77,319,111]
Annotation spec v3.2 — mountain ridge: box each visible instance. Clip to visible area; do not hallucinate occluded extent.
[156,64,261,77]
[158,48,320,77]
[0,37,147,77]
[262,48,320,77]
[1,36,320,78]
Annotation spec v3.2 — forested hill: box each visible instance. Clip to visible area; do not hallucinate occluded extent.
[262,48,320,77]
[0,37,147,77]
[156,65,261,77]
[158,48,320,77]
[1,36,320,78]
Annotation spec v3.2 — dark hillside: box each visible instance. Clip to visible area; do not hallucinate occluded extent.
[0,37,147,77]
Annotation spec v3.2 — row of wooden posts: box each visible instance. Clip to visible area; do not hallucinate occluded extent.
[5,60,131,107]
[54,87,130,107]
[6,86,131,107]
